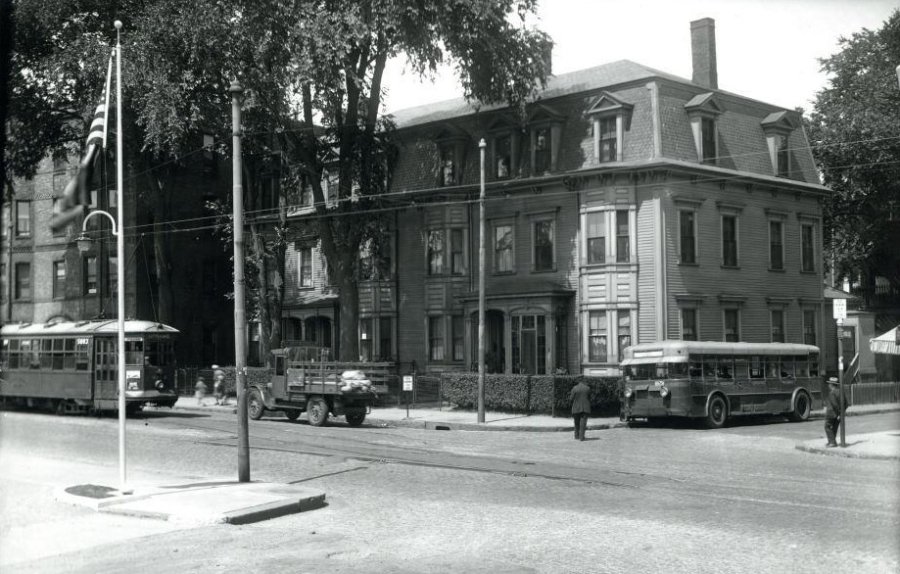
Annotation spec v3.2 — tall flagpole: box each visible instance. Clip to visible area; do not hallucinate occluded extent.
[114,20,128,492]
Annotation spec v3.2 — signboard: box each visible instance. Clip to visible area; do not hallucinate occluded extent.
[833,298,847,321]
[402,375,414,391]
[839,328,852,340]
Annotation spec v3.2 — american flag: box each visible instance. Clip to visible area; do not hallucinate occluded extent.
[50,51,114,232]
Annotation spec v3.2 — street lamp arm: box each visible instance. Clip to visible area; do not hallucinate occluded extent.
[81,209,118,236]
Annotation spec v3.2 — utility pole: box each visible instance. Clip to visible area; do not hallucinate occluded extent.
[230,80,250,482]
[477,138,486,423]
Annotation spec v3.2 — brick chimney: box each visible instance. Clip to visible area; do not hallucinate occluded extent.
[690,18,718,89]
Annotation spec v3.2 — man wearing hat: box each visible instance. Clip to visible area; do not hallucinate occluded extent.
[824,376,848,447]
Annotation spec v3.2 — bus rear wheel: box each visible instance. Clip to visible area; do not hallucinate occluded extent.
[788,391,811,422]
[705,395,728,429]
[345,412,366,427]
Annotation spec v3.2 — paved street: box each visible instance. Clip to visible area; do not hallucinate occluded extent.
[1,408,898,573]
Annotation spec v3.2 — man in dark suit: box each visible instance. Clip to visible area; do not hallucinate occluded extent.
[824,376,848,447]
[569,380,592,441]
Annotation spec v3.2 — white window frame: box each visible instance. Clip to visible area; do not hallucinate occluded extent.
[770,309,786,343]
[768,218,785,271]
[723,308,741,342]
[297,246,313,288]
[492,221,516,274]
[584,210,607,265]
[587,310,608,363]
[678,208,698,264]
[719,212,740,268]
[800,221,817,274]
[530,215,556,272]
[681,307,699,341]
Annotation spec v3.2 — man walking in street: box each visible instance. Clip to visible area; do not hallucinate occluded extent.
[824,376,847,447]
[569,380,592,441]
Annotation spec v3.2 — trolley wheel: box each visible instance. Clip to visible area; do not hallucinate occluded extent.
[307,398,329,427]
[788,391,811,422]
[248,389,265,420]
[125,403,143,416]
[345,412,366,427]
[284,409,300,421]
[705,395,728,429]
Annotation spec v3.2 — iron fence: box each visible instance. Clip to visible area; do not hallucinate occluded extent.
[850,381,900,405]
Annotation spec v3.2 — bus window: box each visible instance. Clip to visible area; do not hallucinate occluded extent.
[64,338,76,370]
[703,356,717,379]
[688,359,703,380]
[795,356,810,377]
[52,339,65,370]
[734,357,749,380]
[40,339,53,369]
[654,364,668,380]
[766,357,780,379]
[668,362,689,379]
[75,338,90,371]
[809,354,820,377]
[125,340,144,364]
[717,357,733,379]
[780,357,795,379]
[749,356,765,379]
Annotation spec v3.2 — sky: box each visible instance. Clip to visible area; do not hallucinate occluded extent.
[381,0,898,114]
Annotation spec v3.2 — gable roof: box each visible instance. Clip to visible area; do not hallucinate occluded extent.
[388,59,689,129]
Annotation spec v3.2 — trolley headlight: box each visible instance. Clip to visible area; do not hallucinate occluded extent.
[127,381,140,391]
[659,386,669,398]
[623,387,633,399]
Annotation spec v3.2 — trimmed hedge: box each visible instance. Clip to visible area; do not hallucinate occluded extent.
[441,373,620,417]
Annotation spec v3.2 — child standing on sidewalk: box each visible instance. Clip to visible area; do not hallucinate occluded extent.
[195,376,208,406]
[212,366,226,406]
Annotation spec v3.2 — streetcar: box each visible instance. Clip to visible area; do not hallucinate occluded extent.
[619,340,822,428]
[0,319,179,415]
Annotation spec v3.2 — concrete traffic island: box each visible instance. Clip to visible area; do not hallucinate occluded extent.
[57,481,326,525]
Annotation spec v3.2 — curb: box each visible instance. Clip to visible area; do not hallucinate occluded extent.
[367,417,628,433]
[794,443,900,461]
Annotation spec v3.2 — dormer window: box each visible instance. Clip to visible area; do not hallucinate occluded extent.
[434,125,469,187]
[527,104,564,176]
[587,92,633,164]
[440,147,456,186]
[684,93,723,165]
[761,111,797,178]
[534,127,551,174]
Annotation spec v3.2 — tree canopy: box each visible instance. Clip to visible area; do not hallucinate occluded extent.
[6,0,552,361]
[807,9,900,299]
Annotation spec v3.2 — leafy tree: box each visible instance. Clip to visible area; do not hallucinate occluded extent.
[6,0,551,364]
[272,0,551,361]
[807,9,900,304]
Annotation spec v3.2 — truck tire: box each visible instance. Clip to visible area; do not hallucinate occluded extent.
[345,412,366,427]
[248,389,265,420]
[307,397,329,427]
[284,409,300,421]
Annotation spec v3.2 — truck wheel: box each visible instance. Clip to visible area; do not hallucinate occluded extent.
[248,389,265,420]
[345,412,366,427]
[705,395,727,429]
[788,391,811,422]
[307,398,329,427]
[284,409,300,421]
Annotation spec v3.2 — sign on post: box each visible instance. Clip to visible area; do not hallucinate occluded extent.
[833,298,847,321]
[402,375,414,391]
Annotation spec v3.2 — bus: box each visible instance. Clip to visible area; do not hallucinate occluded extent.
[1,319,179,415]
[619,341,822,428]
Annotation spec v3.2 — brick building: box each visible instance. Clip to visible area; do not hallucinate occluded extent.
[1,138,235,368]
[280,18,830,376]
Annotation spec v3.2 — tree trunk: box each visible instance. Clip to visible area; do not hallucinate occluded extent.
[336,263,360,361]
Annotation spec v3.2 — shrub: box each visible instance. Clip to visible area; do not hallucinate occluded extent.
[440,372,621,416]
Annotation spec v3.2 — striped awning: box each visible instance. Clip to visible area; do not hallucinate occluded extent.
[870,326,900,355]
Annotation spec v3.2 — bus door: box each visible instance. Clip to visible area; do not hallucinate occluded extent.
[93,337,118,402]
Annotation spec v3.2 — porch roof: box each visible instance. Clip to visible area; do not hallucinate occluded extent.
[457,278,575,302]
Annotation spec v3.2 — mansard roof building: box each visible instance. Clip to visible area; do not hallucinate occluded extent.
[281,18,831,376]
